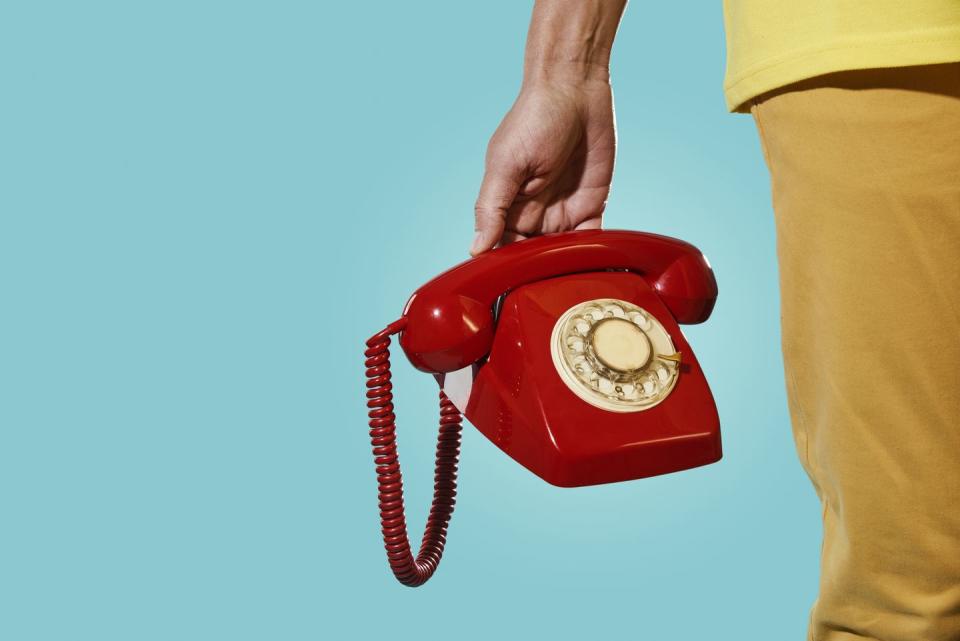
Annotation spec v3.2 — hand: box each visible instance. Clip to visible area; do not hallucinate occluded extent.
[471,78,616,255]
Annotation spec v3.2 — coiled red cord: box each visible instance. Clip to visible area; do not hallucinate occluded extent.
[365,319,463,587]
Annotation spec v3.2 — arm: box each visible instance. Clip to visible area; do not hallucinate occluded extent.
[471,0,628,255]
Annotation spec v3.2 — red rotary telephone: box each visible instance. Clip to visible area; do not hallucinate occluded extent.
[364,229,721,586]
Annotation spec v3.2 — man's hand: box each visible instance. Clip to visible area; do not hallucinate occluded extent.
[471,0,626,256]
[471,78,615,255]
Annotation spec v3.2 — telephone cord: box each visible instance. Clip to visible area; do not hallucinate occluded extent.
[364,319,463,587]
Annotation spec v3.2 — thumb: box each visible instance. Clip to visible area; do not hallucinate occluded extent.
[472,166,523,256]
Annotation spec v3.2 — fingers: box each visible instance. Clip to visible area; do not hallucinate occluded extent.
[472,166,524,256]
[574,217,603,231]
[517,175,549,197]
[499,230,529,245]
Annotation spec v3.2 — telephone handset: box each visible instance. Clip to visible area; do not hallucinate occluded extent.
[365,229,721,586]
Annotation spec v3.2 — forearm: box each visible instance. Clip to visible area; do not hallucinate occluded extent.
[523,0,628,85]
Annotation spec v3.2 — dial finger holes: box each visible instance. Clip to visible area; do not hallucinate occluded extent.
[550,298,680,413]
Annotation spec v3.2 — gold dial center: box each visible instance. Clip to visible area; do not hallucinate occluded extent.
[590,318,652,372]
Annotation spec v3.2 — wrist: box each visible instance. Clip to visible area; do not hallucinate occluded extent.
[523,53,612,87]
[521,68,612,101]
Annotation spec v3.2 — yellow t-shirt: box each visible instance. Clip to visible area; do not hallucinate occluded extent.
[723,0,960,112]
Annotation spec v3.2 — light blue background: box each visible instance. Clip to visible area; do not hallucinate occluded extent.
[0,2,820,639]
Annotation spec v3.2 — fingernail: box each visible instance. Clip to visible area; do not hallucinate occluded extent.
[470,231,484,255]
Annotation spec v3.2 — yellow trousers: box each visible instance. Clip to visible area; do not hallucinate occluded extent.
[751,63,960,641]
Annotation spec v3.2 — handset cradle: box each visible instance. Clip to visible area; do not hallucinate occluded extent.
[400,230,716,373]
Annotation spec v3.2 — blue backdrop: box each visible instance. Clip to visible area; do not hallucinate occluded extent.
[1,1,820,639]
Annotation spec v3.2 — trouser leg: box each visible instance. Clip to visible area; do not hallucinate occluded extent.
[751,63,960,641]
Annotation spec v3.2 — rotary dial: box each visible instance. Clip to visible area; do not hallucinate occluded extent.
[550,298,681,412]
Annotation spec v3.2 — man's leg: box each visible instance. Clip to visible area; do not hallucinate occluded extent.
[752,63,960,641]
